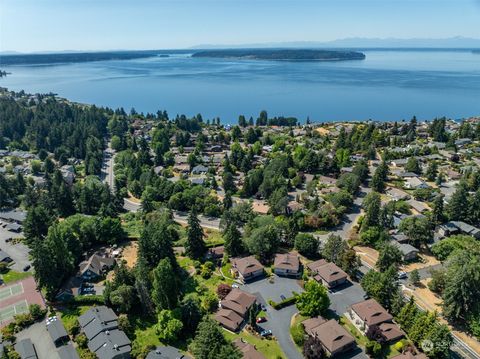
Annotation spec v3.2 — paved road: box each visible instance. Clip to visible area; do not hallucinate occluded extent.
[314,186,370,244]
[241,276,304,359]
[172,211,221,230]
[100,142,115,189]
[0,227,31,272]
[16,322,61,359]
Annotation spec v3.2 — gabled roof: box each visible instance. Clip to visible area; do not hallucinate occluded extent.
[15,339,38,359]
[57,343,80,359]
[88,329,131,359]
[232,256,264,276]
[233,339,266,359]
[314,262,347,284]
[302,316,327,336]
[310,319,355,354]
[146,346,192,359]
[221,288,256,317]
[378,322,405,342]
[79,306,119,340]
[306,259,328,273]
[47,318,69,342]
[215,308,243,331]
[79,254,115,277]
[274,253,300,271]
[350,299,393,326]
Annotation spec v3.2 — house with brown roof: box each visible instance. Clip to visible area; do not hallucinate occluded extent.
[273,253,301,278]
[233,339,266,359]
[215,289,257,332]
[215,308,243,332]
[307,259,348,289]
[348,299,393,334]
[231,256,264,283]
[220,289,257,317]
[206,246,224,262]
[303,318,356,357]
[378,322,405,343]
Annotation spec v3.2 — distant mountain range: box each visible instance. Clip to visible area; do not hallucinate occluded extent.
[191,37,480,49]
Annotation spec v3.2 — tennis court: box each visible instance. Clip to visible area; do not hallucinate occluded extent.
[0,299,28,322]
[0,283,24,301]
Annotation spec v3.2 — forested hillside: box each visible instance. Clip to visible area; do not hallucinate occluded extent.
[0,93,108,173]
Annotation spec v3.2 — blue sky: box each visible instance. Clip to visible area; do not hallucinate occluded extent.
[1,0,480,52]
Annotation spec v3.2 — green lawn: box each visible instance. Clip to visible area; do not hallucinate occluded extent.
[223,328,286,359]
[204,229,224,247]
[2,270,31,284]
[290,314,308,351]
[120,213,143,238]
[59,305,91,333]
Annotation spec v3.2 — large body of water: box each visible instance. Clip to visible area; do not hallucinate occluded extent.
[1,50,480,123]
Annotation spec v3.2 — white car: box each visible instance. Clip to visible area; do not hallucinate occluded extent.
[398,271,408,279]
[232,284,240,289]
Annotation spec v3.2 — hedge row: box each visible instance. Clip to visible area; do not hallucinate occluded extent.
[268,295,297,310]
[71,295,105,305]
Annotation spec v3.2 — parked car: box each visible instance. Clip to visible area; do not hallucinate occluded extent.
[362,293,370,300]
[260,329,272,337]
[256,317,266,323]
[232,284,240,289]
[261,304,267,311]
[23,265,31,272]
[280,295,286,301]
[398,271,408,279]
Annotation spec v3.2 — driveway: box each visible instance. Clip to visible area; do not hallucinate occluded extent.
[0,227,31,272]
[241,276,304,359]
[327,281,366,316]
[16,322,61,359]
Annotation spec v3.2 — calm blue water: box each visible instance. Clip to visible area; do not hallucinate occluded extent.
[1,50,480,123]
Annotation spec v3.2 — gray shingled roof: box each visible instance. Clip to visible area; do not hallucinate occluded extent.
[47,319,69,343]
[15,339,38,359]
[57,344,80,359]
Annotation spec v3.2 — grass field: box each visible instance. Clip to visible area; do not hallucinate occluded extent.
[2,270,31,284]
[59,305,91,333]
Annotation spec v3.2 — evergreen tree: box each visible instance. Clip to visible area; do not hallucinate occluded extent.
[152,258,179,310]
[426,161,438,181]
[189,318,241,359]
[362,192,381,228]
[432,194,445,224]
[446,184,468,221]
[376,242,403,272]
[223,223,243,257]
[185,210,207,259]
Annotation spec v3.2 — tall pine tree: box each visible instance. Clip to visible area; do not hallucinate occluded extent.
[185,210,206,259]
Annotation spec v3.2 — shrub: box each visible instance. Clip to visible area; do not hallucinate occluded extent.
[75,333,88,349]
[29,304,47,321]
[72,295,105,305]
[291,321,306,347]
[1,323,16,342]
[14,313,33,329]
[69,319,80,336]
[270,296,297,310]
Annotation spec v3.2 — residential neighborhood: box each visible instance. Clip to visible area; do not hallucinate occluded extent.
[0,88,480,359]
